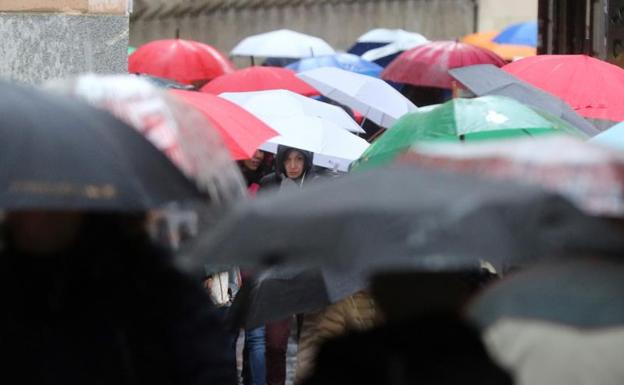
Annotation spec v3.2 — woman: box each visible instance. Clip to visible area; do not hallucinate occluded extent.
[257,145,315,385]
[260,146,315,191]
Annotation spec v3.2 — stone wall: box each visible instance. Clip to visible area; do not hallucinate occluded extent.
[130,0,476,55]
[0,0,128,84]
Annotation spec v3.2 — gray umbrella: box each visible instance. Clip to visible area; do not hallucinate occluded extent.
[449,64,600,136]
[467,257,624,329]
[186,166,624,272]
[231,266,368,329]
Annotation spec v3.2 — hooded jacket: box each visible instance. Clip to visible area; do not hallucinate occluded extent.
[259,146,314,190]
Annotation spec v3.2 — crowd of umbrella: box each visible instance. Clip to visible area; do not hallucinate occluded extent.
[6,20,624,384]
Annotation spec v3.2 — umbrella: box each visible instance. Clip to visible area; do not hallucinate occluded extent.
[297,67,417,128]
[189,166,624,270]
[46,74,246,203]
[286,53,384,78]
[461,31,536,61]
[232,266,367,329]
[348,28,428,56]
[200,67,318,97]
[131,73,195,90]
[589,121,624,150]
[503,55,624,122]
[466,257,624,385]
[360,32,430,67]
[468,258,624,330]
[399,135,624,217]
[220,89,364,134]
[449,64,600,136]
[169,90,278,160]
[231,29,335,59]
[381,41,506,89]
[258,115,370,172]
[461,30,499,46]
[129,39,236,85]
[128,45,136,55]
[493,21,538,47]
[355,95,586,169]
[0,81,202,211]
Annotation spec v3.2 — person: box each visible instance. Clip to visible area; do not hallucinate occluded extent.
[295,291,380,384]
[0,210,236,385]
[259,146,315,191]
[237,149,271,385]
[257,145,316,385]
[238,150,269,187]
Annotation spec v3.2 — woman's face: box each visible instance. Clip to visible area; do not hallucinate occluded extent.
[243,150,265,171]
[284,151,305,179]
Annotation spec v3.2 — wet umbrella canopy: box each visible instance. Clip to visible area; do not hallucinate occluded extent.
[190,166,624,271]
[355,95,587,170]
[0,81,202,211]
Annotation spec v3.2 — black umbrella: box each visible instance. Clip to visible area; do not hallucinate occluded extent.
[190,166,624,270]
[231,266,368,329]
[467,257,624,329]
[449,64,600,136]
[0,81,202,210]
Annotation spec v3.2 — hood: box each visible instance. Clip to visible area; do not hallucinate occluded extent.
[275,145,314,180]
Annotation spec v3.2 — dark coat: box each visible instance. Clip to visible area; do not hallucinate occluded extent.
[0,214,236,385]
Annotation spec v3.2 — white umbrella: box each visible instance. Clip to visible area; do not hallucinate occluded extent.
[231,29,335,59]
[259,116,369,172]
[356,28,428,44]
[297,67,418,128]
[220,90,365,134]
[361,37,429,62]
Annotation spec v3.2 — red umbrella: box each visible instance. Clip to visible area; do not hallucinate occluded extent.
[170,90,278,160]
[503,55,624,122]
[381,41,506,89]
[200,66,319,96]
[129,39,236,86]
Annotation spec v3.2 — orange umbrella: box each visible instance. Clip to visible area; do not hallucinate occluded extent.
[461,30,499,47]
[462,30,536,61]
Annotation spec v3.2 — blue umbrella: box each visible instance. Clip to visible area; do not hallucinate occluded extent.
[493,21,538,47]
[286,53,383,77]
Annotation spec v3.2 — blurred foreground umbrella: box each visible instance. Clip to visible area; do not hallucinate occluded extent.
[129,39,235,86]
[286,53,384,77]
[200,67,318,96]
[493,21,537,47]
[503,55,624,123]
[170,90,278,160]
[348,28,428,56]
[231,29,335,59]
[467,257,624,385]
[0,81,202,210]
[132,73,194,90]
[220,89,364,133]
[298,67,417,128]
[468,258,624,330]
[400,135,624,217]
[232,266,367,328]
[382,41,506,89]
[449,65,599,136]
[355,96,585,169]
[187,166,623,271]
[47,74,245,203]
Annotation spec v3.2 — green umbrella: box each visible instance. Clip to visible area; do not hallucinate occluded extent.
[128,46,136,55]
[354,95,587,170]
